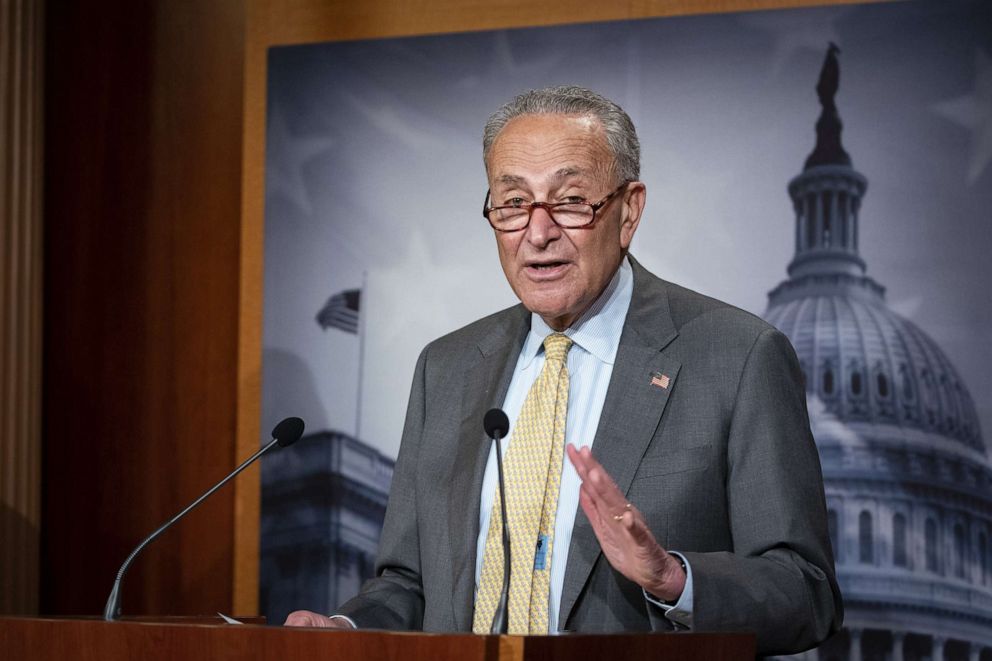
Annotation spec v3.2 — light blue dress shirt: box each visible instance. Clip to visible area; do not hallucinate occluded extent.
[474,257,694,632]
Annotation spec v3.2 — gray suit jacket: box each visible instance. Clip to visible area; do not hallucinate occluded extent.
[337,257,842,656]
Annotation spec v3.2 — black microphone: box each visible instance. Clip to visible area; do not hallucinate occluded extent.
[483,408,511,635]
[102,416,306,621]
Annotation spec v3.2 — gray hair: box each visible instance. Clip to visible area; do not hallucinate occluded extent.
[482,85,641,183]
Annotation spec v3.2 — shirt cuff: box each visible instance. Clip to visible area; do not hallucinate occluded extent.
[642,551,694,630]
[328,614,358,629]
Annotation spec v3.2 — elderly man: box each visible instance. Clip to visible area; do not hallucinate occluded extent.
[286,86,842,656]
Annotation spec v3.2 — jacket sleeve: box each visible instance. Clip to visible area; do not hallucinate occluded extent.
[661,328,842,655]
[335,346,430,629]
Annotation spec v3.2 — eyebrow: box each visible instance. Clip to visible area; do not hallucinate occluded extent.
[496,167,588,188]
[497,174,527,186]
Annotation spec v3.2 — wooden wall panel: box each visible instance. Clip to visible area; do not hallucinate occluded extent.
[1,0,44,616]
[42,0,244,615]
[42,0,862,618]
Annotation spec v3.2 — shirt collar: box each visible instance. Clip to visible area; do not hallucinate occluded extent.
[520,256,634,368]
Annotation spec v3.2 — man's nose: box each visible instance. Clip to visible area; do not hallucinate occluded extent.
[525,206,561,247]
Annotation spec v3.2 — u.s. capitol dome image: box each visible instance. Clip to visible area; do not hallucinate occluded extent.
[765,45,992,661]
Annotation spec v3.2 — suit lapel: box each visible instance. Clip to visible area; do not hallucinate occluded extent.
[448,306,530,631]
[558,258,682,628]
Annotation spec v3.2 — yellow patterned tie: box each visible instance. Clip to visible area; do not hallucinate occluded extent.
[473,333,572,634]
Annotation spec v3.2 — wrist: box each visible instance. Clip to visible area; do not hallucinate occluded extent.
[327,614,358,629]
[647,554,687,604]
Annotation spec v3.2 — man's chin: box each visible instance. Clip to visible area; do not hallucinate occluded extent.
[521,298,580,331]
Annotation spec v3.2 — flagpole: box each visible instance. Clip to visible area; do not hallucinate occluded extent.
[355,271,368,441]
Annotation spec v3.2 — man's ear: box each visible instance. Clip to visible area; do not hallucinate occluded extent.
[619,182,646,249]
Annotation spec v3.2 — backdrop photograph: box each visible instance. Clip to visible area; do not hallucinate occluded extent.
[258,1,992,658]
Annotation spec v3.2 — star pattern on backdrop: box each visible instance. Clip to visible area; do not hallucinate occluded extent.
[490,30,564,80]
[342,90,450,153]
[738,7,847,79]
[266,105,337,216]
[931,48,992,185]
[451,30,567,92]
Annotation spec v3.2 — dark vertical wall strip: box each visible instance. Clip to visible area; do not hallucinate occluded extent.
[42,1,244,615]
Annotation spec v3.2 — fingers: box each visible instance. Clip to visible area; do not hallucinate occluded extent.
[570,444,639,546]
[567,444,630,523]
[568,443,678,597]
[567,444,619,499]
[577,482,600,527]
[284,610,318,626]
[284,610,351,628]
[623,507,652,544]
[566,443,590,480]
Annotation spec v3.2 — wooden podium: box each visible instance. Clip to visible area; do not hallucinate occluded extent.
[0,617,756,660]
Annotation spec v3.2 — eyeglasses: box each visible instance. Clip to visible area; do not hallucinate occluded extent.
[482,182,629,232]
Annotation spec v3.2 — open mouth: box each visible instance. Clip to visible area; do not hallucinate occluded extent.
[525,261,570,279]
[530,261,566,270]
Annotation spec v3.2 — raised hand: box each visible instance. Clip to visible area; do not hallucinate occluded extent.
[566,443,686,602]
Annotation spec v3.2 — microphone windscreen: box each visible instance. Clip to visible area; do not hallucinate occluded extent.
[272,416,305,447]
[483,408,510,439]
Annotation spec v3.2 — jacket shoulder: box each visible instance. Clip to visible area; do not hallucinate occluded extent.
[628,256,782,352]
[421,303,529,359]
[664,280,775,340]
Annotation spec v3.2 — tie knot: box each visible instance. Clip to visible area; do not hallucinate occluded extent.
[542,333,572,364]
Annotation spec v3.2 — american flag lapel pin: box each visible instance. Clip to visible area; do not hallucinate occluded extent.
[650,372,671,390]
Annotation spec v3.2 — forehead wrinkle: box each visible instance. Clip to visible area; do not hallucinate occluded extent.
[494,163,576,182]
[488,117,614,189]
[494,167,593,194]
[550,167,589,186]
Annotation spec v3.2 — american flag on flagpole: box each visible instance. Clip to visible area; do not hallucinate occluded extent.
[316,289,360,334]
